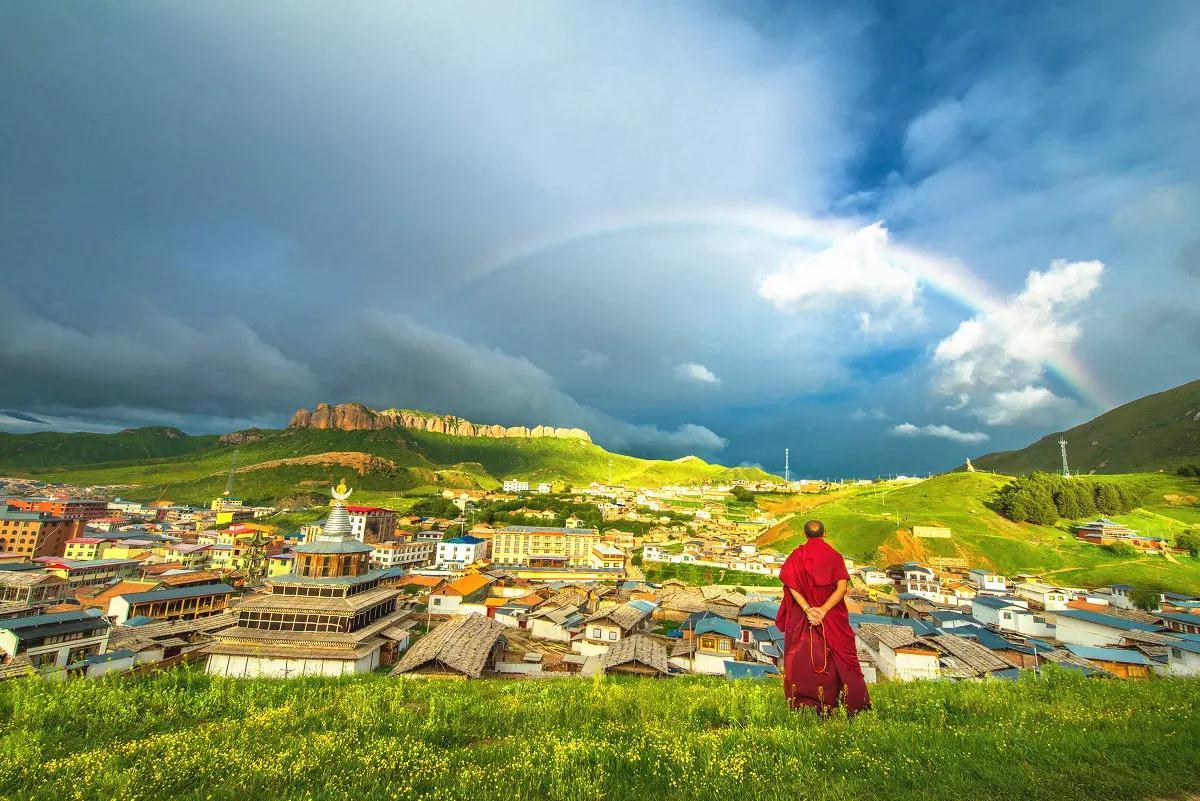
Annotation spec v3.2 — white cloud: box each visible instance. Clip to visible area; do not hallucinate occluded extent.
[579,350,610,369]
[890,422,989,444]
[932,258,1103,424]
[757,223,921,335]
[850,407,888,421]
[673,362,722,386]
[977,385,1077,426]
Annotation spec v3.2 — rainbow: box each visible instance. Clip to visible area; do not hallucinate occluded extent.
[456,205,1112,411]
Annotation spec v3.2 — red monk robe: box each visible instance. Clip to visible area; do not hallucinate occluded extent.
[775,535,870,716]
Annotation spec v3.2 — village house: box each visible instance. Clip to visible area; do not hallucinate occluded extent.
[1053,608,1164,647]
[0,509,83,560]
[107,583,236,625]
[40,557,141,591]
[527,604,584,642]
[967,568,1007,593]
[856,623,941,681]
[1014,581,1070,611]
[600,633,672,676]
[428,573,494,615]
[0,609,112,674]
[391,614,509,678]
[1063,644,1154,678]
[857,566,891,586]
[1157,611,1200,636]
[577,600,656,655]
[0,569,69,607]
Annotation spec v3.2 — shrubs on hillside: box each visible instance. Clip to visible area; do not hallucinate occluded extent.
[1177,464,1200,477]
[996,472,1140,525]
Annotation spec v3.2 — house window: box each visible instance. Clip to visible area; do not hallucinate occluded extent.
[718,640,730,652]
[592,628,602,638]
[608,631,617,641]
[700,637,716,650]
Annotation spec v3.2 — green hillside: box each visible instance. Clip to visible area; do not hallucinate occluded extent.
[974,378,1200,475]
[763,471,1200,593]
[0,427,220,468]
[2,670,1197,801]
[0,424,776,505]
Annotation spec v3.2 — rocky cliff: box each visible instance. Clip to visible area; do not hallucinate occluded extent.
[287,402,592,443]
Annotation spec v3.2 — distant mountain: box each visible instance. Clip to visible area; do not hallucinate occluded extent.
[288,402,591,442]
[973,379,1200,475]
[0,407,776,503]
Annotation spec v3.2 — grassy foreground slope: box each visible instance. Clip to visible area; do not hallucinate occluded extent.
[1,670,1197,801]
[974,378,1200,475]
[0,425,775,505]
[764,472,1200,593]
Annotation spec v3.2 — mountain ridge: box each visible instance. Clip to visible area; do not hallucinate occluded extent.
[288,402,592,442]
[973,378,1200,475]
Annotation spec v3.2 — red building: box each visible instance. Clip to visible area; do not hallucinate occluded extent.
[6,497,109,521]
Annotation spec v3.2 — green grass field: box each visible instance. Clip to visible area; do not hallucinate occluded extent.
[764,472,1200,593]
[1,669,1197,801]
[0,426,775,505]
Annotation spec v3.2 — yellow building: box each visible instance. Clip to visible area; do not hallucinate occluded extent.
[492,526,601,567]
[267,552,295,577]
[63,537,112,561]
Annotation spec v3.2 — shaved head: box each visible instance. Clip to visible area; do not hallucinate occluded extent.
[803,519,825,538]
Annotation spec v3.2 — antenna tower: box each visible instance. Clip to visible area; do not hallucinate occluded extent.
[784,448,790,483]
[1058,438,1070,479]
[224,449,239,496]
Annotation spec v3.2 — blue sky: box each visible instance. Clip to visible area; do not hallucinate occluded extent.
[1,2,1197,476]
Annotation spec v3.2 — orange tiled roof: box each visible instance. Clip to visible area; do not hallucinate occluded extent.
[398,575,442,588]
[77,580,158,609]
[438,572,492,597]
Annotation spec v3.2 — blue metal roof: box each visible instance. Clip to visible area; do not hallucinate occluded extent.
[695,617,742,639]
[973,595,1024,610]
[118,583,235,604]
[740,600,780,618]
[724,660,780,679]
[1055,609,1162,632]
[1065,644,1154,666]
[628,599,658,614]
[442,535,485,545]
[1156,611,1200,625]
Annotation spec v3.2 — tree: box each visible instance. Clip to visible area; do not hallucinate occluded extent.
[1070,481,1097,517]
[1176,530,1200,558]
[1129,586,1162,612]
[1095,483,1123,515]
[1027,485,1059,525]
[1177,464,1199,478]
[730,486,755,503]
[1054,487,1082,520]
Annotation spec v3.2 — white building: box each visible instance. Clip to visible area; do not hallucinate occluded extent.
[1014,581,1070,611]
[503,480,530,493]
[0,609,112,674]
[971,595,1028,630]
[856,623,940,681]
[435,535,489,569]
[967,569,1007,593]
[858,567,891,586]
[536,483,552,494]
[371,539,436,570]
[1053,609,1162,647]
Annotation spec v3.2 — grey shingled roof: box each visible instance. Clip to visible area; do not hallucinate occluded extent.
[601,633,671,675]
[391,614,508,678]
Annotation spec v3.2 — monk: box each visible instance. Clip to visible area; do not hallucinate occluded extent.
[775,519,870,716]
